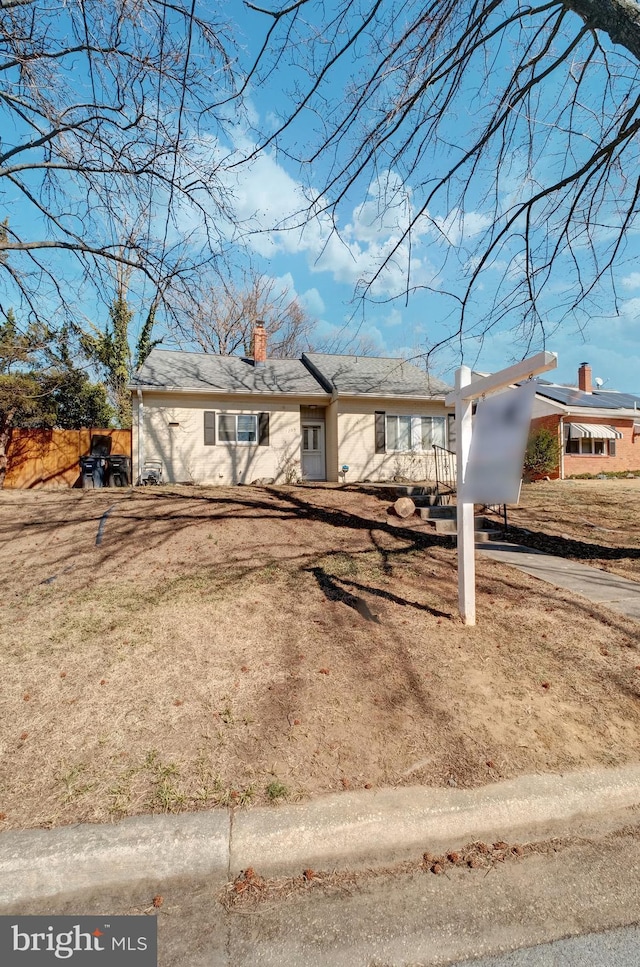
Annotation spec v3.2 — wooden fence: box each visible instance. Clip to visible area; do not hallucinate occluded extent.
[5,428,132,489]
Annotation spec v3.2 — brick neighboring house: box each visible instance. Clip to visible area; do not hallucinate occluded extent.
[530,362,640,478]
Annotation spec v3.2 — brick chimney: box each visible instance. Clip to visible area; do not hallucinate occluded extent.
[252,320,267,365]
[578,361,592,394]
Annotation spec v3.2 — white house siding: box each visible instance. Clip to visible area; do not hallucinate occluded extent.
[335,398,451,482]
[324,399,340,482]
[531,397,565,418]
[132,392,302,485]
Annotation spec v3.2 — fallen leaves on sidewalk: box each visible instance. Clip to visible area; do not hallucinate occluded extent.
[219,829,609,910]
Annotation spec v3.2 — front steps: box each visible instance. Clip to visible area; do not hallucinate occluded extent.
[418,505,502,543]
[394,490,503,543]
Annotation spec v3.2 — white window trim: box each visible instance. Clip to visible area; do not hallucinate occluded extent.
[218,413,258,445]
[565,437,613,456]
[385,414,446,452]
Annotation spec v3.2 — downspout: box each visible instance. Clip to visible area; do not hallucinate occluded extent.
[137,389,144,485]
[559,416,565,480]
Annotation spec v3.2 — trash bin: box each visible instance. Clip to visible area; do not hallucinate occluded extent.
[106,455,131,487]
[79,435,112,488]
[79,455,108,488]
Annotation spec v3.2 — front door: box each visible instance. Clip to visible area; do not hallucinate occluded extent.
[301,422,325,480]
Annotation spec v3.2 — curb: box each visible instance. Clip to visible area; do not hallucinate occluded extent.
[230,764,640,876]
[2,765,639,906]
[0,812,230,907]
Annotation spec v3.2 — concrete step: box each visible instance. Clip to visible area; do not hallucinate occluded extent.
[432,516,495,535]
[418,505,457,520]
[395,488,438,507]
[474,529,503,543]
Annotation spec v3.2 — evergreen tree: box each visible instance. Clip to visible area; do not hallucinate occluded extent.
[81,296,133,428]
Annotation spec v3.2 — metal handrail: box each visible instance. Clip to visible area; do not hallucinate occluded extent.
[433,444,456,502]
[481,503,508,533]
[433,445,508,530]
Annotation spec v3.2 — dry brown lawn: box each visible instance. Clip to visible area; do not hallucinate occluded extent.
[509,478,640,581]
[1,482,639,832]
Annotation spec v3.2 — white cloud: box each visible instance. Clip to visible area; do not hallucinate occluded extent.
[300,287,325,316]
[621,272,640,291]
[619,296,640,317]
[382,308,404,328]
[346,172,415,243]
[207,143,441,297]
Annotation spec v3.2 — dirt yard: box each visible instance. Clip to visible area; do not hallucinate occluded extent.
[1,482,639,832]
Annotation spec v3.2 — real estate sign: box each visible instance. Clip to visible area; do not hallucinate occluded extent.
[462,381,537,505]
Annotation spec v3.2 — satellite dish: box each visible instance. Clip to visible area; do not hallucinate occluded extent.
[595,377,604,387]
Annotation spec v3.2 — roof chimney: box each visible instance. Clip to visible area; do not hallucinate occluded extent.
[252,320,267,365]
[578,361,592,394]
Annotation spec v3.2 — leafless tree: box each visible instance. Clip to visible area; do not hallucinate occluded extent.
[0,0,241,325]
[174,267,317,358]
[244,0,640,357]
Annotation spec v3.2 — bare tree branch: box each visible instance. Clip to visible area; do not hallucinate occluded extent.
[172,266,317,358]
[243,0,640,355]
[0,0,243,329]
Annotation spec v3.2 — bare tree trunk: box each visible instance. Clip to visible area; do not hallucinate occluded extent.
[567,0,640,61]
[0,413,15,489]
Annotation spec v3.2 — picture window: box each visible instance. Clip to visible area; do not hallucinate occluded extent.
[385,415,446,452]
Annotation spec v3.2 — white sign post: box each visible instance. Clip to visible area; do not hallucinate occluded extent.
[445,351,558,625]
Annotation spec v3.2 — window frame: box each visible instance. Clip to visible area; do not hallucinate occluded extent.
[218,413,259,445]
[384,414,446,452]
[565,435,614,456]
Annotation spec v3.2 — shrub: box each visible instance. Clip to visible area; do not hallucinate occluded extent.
[524,428,560,479]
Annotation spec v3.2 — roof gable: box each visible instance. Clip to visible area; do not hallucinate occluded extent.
[302,352,451,398]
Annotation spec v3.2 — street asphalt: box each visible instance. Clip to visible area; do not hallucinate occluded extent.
[453,926,640,967]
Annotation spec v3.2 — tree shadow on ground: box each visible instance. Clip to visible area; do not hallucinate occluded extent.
[307,566,452,621]
[505,526,640,563]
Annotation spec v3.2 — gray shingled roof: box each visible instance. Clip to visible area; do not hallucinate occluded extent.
[131,349,330,397]
[303,353,451,398]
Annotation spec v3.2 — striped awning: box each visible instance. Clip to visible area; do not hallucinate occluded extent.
[568,423,623,439]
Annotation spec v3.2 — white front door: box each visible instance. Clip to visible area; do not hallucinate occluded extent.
[301,423,325,480]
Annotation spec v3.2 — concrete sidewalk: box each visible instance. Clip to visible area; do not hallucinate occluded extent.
[478,540,640,621]
[2,765,640,908]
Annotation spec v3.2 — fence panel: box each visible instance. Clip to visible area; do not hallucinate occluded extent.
[5,429,131,489]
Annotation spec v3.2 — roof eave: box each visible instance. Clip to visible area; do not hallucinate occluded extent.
[337,392,450,403]
[129,384,331,400]
[564,408,640,419]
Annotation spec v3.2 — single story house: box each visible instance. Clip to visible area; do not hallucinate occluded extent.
[129,322,453,485]
[530,362,640,478]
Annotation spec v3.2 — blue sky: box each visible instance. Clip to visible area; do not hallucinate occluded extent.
[190,0,640,393]
[3,0,639,394]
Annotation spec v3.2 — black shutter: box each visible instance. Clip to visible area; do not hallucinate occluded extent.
[447,413,456,450]
[375,411,386,454]
[204,411,216,446]
[258,412,270,446]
